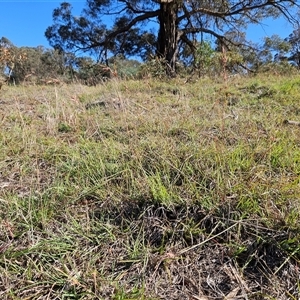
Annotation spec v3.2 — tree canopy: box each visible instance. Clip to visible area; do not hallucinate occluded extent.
[45,0,299,75]
[285,28,300,67]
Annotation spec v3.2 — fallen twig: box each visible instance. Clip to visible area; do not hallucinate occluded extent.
[283,119,300,126]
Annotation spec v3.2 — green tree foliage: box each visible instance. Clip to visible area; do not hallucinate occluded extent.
[45,0,299,76]
[247,35,293,74]
[12,46,67,83]
[73,56,112,85]
[0,37,77,84]
[0,36,141,85]
[285,28,300,68]
[214,32,293,75]
[187,41,218,77]
[264,35,291,62]
[214,31,246,74]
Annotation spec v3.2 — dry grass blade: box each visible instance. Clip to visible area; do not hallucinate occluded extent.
[224,287,240,299]
[179,222,239,255]
[191,296,210,300]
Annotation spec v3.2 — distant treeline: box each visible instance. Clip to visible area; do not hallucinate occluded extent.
[1,32,300,86]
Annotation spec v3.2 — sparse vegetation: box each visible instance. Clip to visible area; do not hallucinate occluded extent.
[0,74,300,299]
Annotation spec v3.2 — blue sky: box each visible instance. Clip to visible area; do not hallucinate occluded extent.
[0,1,85,48]
[0,1,296,49]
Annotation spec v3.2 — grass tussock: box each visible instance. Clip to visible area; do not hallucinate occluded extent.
[0,75,300,299]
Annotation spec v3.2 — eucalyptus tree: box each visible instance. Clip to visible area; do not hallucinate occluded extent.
[285,28,300,68]
[45,0,299,76]
[0,37,75,84]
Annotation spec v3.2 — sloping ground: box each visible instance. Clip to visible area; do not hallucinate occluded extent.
[0,76,299,299]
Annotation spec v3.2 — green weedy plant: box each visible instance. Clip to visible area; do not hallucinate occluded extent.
[137,58,170,79]
[58,122,73,133]
[148,172,172,205]
[194,40,216,77]
[112,285,149,300]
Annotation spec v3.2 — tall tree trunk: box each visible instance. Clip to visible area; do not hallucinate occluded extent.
[157,0,180,76]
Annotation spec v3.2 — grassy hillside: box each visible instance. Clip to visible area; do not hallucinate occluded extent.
[0,74,300,299]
